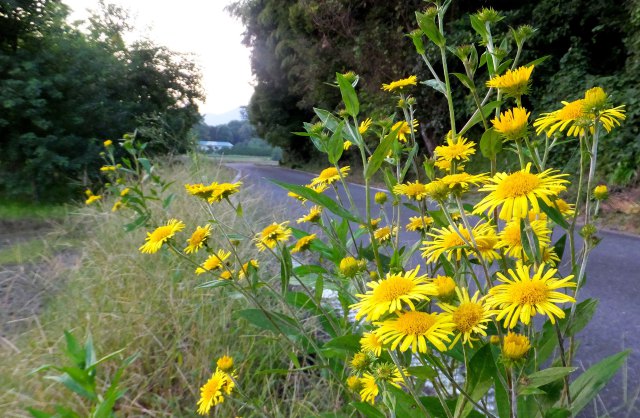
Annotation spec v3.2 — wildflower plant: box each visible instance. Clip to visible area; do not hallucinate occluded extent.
[94,2,631,416]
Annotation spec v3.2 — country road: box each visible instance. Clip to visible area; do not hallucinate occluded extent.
[227,162,640,417]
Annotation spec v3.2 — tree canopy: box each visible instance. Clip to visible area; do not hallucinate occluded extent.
[0,0,204,201]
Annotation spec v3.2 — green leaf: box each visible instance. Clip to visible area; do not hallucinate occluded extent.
[46,373,96,401]
[195,279,233,290]
[460,101,502,135]
[314,108,341,132]
[280,245,292,294]
[286,291,320,314]
[27,408,54,418]
[479,128,503,159]
[553,234,567,262]
[518,367,577,394]
[452,72,475,91]
[540,199,570,229]
[544,408,571,418]
[236,309,299,337]
[293,265,328,275]
[365,126,398,180]
[422,79,446,95]
[323,334,361,353]
[350,402,385,418]
[569,350,630,415]
[271,180,361,223]
[400,143,419,182]
[387,385,427,418]
[416,11,445,47]
[526,55,551,68]
[327,121,345,164]
[469,14,488,43]
[406,365,437,380]
[564,298,598,337]
[456,344,494,417]
[63,331,84,365]
[336,73,359,117]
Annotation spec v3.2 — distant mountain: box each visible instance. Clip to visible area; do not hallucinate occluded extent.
[203,107,244,126]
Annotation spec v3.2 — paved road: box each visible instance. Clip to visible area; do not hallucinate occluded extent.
[228,162,640,416]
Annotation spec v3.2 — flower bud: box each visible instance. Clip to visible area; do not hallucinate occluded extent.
[593,184,609,201]
[374,192,387,205]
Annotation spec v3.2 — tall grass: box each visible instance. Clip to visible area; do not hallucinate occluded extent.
[1,157,341,417]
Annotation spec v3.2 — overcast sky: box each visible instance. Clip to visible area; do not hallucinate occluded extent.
[64,0,254,115]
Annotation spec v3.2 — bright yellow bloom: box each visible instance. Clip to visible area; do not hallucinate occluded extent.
[374,310,455,353]
[351,266,436,321]
[554,198,575,217]
[139,219,185,254]
[343,140,353,150]
[350,351,373,372]
[359,374,379,404]
[431,275,457,301]
[100,165,117,172]
[422,222,498,263]
[339,256,360,277]
[492,107,530,141]
[103,139,113,147]
[374,192,387,205]
[391,119,419,143]
[185,224,212,254]
[434,136,476,161]
[393,181,429,200]
[120,188,130,197]
[291,234,316,253]
[434,159,464,173]
[111,200,123,212]
[219,270,234,280]
[360,332,383,356]
[359,118,373,134]
[297,206,322,223]
[406,216,433,232]
[196,370,234,415]
[486,65,534,98]
[254,222,292,251]
[502,332,531,361]
[534,99,588,137]
[593,184,609,200]
[310,166,350,187]
[381,75,417,92]
[475,163,569,220]
[347,375,363,392]
[85,193,102,205]
[440,172,489,193]
[373,225,397,244]
[195,249,231,275]
[424,179,451,201]
[439,288,495,347]
[238,259,259,280]
[487,263,576,328]
[496,218,551,259]
[216,355,234,372]
[208,182,242,203]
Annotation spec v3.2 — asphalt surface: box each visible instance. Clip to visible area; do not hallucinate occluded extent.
[227,162,640,417]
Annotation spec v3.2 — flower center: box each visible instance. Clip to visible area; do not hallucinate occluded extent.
[501,223,522,246]
[557,100,585,120]
[496,171,540,198]
[395,311,437,335]
[262,224,279,238]
[509,280,548,305]
[372,276,415,302]
[319,167,338,180]
[433,276,456,297]
[405,183,426,196]
[150,225,174,242]
[442,228,470,248]
[452,302,484,333]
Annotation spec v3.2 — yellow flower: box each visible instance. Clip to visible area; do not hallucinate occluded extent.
[219,270,234,280]
[422,222,497,263]
[350,351,374,372]
[391,119,419,143]
[474,163,569,220]
[434,136,476,162]
[343,140,353,150]
[554,198,575,217]
[359,373,379,404]
[431,275,457,301]
[310,166,350,187]
[297,206,322,223]
[103,139,112,147]
[424,179,450,201]
[496,218,551,259]
[195,249,231,275]
[381,75,417,92]
[439,288,495,347]
[393,181,429,200]
[492,107,530,141]
[288,183,328,203]
[100,165,117,172]
[351,266,436,321]
[254,222,292,251]
[582,87,608,112]
[486,65,534,98]
[359,365,404,405]
[185,224,212,254]
[208,182,242,203]
[85,193,102,205]
[440,172,489,193]
[339,256,362,277]
[359,118,373,134]
[139,219,185,254]
[406,216,433,232]
[360,332,383,357]
[534,99,588,137]
[347,375,363,392]
[216,355,234,372]
[373,225,397,244]
[196,370,234,415]
[374,310,455,353]
[434,159,464,173]
[593,184,608,200]
[502,332,531,361]
[487,263,576,328]
[374,192,387,205]
[120,188,130,197]
[111,200,123,212]
[291,234,316,253]
[238,259,259,280]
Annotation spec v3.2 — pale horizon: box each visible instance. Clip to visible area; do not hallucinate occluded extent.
[64,0,254,116]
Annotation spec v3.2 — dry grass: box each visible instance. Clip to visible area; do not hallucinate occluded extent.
[0,156,342,417]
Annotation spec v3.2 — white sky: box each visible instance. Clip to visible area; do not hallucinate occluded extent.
[64,0,254,115]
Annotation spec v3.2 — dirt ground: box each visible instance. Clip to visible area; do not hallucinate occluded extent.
[598,185,640,235]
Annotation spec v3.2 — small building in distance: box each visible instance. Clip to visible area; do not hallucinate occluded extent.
[198,140,233,152]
